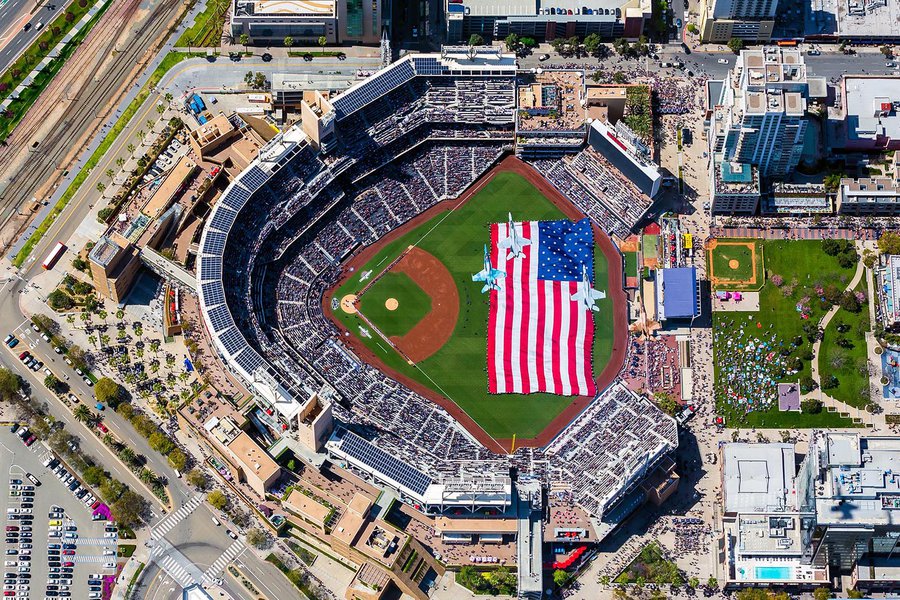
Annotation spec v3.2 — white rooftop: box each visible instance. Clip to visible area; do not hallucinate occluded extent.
[843,77,900,146]
[723,443,798,514]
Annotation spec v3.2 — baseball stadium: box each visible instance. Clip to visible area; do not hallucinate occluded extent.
[196,46,679,588]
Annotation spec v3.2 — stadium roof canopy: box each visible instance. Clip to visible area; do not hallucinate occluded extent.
[657,267,699,320]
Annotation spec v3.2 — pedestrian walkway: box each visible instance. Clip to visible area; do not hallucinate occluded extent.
[150,494,203,542]
[710,226,875,240]
[75,537,118,546]
[159,553,202,589]
[201,539,244,584]
[74,554,115,563]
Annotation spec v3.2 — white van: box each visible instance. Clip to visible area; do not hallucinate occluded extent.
[211,516,221,526]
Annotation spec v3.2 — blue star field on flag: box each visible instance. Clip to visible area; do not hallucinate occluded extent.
[537,219,594,282]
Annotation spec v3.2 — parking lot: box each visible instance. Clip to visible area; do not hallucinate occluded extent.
[0,428,118,599]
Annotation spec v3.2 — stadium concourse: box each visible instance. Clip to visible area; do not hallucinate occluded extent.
[195,45,677,583]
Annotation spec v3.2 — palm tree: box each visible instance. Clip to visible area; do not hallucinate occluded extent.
[73,405,91,423]
[283,36,293,49]
[126,143,135,154]
[96,182,105,194]
[87,335,96,347]
[137,130,145,142]
[119,447,136,465]
[164,92,173,103]
[317,35,326,49]
[115,157,125,169]
[156,104,165,115]
[239,33,249,52]
[105,168,114,180]
[146,119,154,132]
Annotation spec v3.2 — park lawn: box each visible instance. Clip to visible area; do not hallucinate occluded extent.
[819,279,871,409]
[175,0,230,47]
[615,542,682,585]
[713,240,859,429]
[332,172,615,440]
[359,271,432,337]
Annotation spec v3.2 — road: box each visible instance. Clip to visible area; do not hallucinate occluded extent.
[0,0,60,73]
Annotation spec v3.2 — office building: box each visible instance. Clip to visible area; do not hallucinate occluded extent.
[445,0,650,44]
[698,0,779,42]
[230,0,382,45]
[833,76,900,151]
[709,153,761,215]
[88,235,141,303]
[801,431,900,572]
[709,47,812,180]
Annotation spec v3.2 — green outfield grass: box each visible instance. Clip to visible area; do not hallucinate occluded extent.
[332,172,615,440]
[359,272,432,337]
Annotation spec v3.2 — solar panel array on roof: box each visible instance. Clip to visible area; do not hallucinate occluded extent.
[199,256,222,281]
[338,430,432,495]
[235,347,264,373]
[202,231,227,256]
[221,186,251,211]
[240,166,269,192]
[207,304,233,333]
[209,209,237,233]
[412,57,445,76]
[332,60,416,119]
[201,281,225,307]
[218,326,246,355]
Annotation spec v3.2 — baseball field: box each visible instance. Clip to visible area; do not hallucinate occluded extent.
[328,166,621,444]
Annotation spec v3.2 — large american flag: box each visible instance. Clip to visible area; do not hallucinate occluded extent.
[487,218,597,396]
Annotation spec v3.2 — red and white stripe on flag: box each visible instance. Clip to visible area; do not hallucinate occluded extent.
[487,221,597,396]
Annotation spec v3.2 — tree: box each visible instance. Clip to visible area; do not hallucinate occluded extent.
[613,71,627,84]
[840,290,862,313]
[0,369,20,402]
[111,489,146,527]
[168,449,187,471]
[246,528,267,549]
[707,576,719,589]
[468,33,484,46]
[73,405,91,423]
[813,587,831,600]
[239,33,249,51]
[634,35,649,56]
[727,37,744,53]
[879,231,900,255]
[457,566,486,592]
[824,171,847,192]
[243,71,254,86]
[881,45,893,58]
[253,72,267,89]
[126,143,135,155]
[149,432,175,455]
[552,569,570,587]
[653,391,679,416]
[612,37,630,56]
[94,377,122,407]
[82,466,106,486]
[687,22,699,34]
[43,374,60,392]
[801,397,822,414]
[99,478,126,502]
[504,33,519,52]
[47,290,73,310]
[207,490,228,510]
[283,36,293,49]
[32,314,57,334]
[186,469,208,490]
[520,36,536,49]
[317,35,327,49]
[583,33,601,57]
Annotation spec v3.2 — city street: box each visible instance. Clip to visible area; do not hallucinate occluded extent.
[0,0,59,73]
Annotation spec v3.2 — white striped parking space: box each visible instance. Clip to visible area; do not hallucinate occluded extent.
[201,540,244,583]
[150,494,204,542]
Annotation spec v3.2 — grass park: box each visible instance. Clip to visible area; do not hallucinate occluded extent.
[175,0,230,47]
[713,239,861,429]
[818,278,871,409]
[358,272,432,337]
[331,172,615,440]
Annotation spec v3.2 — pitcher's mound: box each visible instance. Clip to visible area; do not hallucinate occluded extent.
[728,259,740,269]
[385,298,399,311]
[340,295,358,314]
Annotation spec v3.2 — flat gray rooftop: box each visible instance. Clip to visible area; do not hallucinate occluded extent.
[844,77,900,146]
[723,443,797,514]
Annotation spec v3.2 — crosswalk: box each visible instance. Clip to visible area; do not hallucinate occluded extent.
[73,555,115,564]
[150,494,204,542]
[74,537,118,546]
[201,540,244,584]
[159,554,202,589]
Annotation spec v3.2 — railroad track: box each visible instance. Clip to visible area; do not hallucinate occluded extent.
[0,0,183,250]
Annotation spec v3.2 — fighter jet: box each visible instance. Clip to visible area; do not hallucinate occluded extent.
[472,245,505,293]
[497,213,531,260]
[571,264,606,312]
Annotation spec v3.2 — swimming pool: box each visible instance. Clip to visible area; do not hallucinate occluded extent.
[755,566,792,580]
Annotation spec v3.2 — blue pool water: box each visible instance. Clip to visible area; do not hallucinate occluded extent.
[755,566,792,580]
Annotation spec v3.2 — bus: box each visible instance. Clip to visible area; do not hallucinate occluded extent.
[41,242,65,270]
[776,39,799,47]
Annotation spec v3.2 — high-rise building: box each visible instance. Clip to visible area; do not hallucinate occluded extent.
[230,0,382,45]
[709,48,810,180]
[698,0,778,42]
